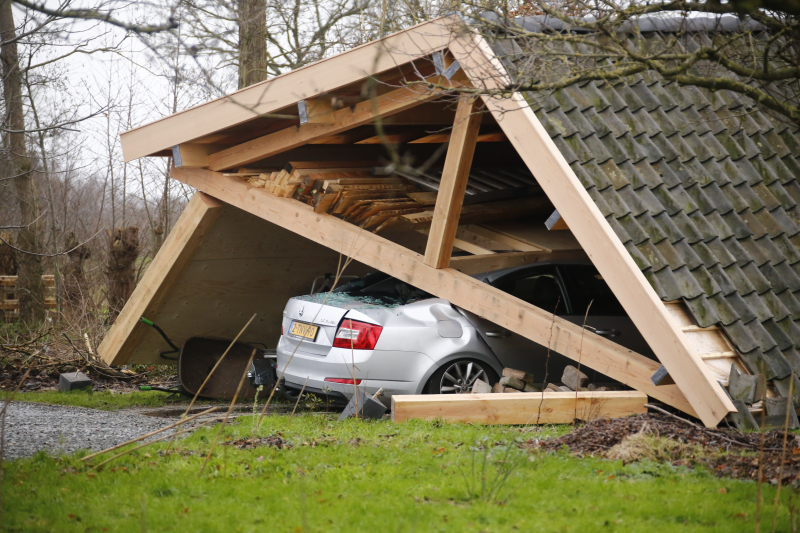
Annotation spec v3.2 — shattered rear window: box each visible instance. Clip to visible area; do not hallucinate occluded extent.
[298,272,433,308]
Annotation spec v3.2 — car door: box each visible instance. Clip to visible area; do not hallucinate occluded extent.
[462,263,654,383]
[461,264,578,382]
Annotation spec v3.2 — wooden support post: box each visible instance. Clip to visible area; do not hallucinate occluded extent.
[449,30,735,426]
[98,193,223,366]
[391,391,648,424]
[170,167,697,419]
[423,98,482,269]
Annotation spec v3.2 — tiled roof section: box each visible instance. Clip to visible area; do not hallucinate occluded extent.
[505,46,800,381]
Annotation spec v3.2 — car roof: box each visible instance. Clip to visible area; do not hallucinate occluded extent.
[472,259,595,284]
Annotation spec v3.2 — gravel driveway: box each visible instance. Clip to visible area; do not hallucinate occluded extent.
[0,402,177,460]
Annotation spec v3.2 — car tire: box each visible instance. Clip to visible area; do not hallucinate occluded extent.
[425,359,498,395]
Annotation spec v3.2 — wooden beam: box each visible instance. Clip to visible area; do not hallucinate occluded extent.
[424,98,482,268]
[449,250,587,275]
[172,144,228,168]
[465,225,542,252]
[299,97,335,124]
[170,167,696,418]
[409,131,507,143]
[391,391,648,424]
[120,16,461,161]
[449,30,735,426]
[98,193,224,366]
[417,229,494,255]
[207,76,466,171]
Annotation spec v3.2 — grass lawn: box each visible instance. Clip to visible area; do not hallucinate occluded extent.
[3,412,791,532]
[9,389,191,410]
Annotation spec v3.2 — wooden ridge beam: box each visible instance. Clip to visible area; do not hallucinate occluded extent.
[391,391,648,424]
[98,193,224,366]
[170,167,696,418]
[449,29,735,426]
[424,97,482,269]
[207,76,467,171]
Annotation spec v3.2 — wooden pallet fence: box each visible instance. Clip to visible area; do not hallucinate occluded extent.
[391,391,648,424]
[1,275,56,319]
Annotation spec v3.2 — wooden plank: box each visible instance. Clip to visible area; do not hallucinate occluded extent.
[465,225,542,252]
[120,17,460,161]
[207,75,467,171]
[449,250,587,275]
[171,167,696,417]
[391,391,648,424]
[98,193,224,366]
[476,222,583,252]
[424,97,482,269]
[449,30,734,426]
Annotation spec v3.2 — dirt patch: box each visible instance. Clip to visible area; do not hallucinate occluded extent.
[225,436,284,449]
[532,413,800,484]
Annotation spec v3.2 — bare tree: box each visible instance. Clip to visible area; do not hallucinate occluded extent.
[0,0,44,323]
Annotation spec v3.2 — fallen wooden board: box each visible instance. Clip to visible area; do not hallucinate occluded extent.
[391,391,648,424]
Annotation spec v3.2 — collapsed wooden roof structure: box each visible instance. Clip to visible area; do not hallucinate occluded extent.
[99,14,800,427]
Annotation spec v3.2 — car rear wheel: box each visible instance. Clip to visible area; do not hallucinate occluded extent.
[426,359,498,394]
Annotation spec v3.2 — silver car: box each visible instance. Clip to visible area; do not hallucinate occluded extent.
[276,261,654,404]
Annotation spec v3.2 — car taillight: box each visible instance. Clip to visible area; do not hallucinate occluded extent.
[324,378,363,385]
[332,319,383,350]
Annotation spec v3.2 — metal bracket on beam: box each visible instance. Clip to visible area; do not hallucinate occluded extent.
[298,100,309,125]
[433,51,460,81]
[172,145,183,167]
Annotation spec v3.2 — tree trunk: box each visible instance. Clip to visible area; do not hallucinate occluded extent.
[106,227,139,319]
[0,0,45,323]
[0,231,16,276]
[62,232,90,314]
[238,0,268,89]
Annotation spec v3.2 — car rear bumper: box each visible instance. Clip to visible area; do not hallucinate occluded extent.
[276,335,433,403]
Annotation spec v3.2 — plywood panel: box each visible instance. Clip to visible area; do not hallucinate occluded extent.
[391,391,648,424]
[119,205,372,365]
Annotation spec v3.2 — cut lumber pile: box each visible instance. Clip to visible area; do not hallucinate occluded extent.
[391,390,648,424]
[226,161,553,232]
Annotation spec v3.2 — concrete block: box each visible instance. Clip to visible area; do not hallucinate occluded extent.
[59,371,92,392]
[545,383,559,392]
[338,389,387,421]
[499,376,525,390]
[523,383,540,393]
[471,379,492,394]
[492,382,504,394]
[561,365,588,391]
[557,386,572,392]
[502,368,535,384]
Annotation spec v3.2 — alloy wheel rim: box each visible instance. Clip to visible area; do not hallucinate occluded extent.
[439,361,487,394]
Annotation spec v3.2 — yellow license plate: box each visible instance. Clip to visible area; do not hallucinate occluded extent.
[290,321,319,341]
